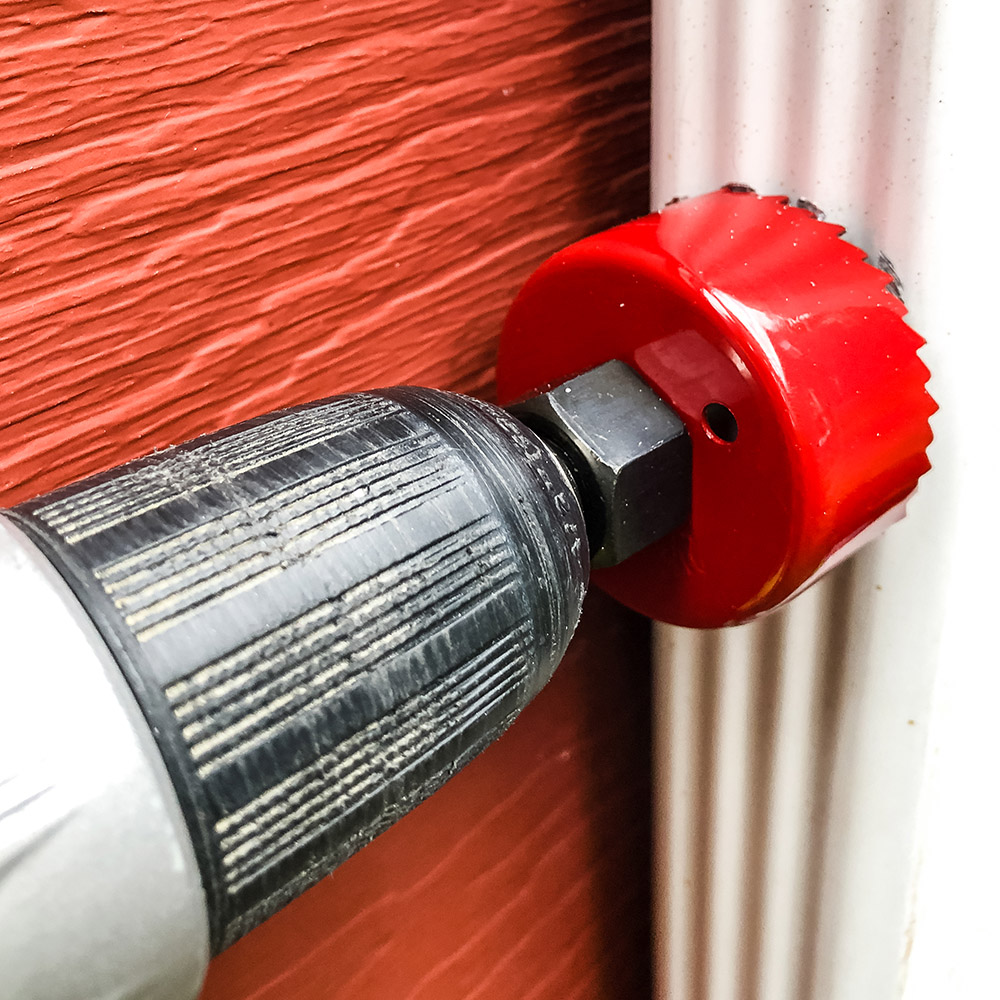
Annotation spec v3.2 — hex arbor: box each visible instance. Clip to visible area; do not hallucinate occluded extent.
[509,360,691,568]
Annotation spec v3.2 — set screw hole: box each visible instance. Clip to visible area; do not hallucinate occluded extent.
[703,403,738,443]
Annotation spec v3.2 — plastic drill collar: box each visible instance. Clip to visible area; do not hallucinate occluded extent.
[498,188,936,628]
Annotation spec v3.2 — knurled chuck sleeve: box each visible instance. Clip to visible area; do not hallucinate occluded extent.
[3,387,588,954]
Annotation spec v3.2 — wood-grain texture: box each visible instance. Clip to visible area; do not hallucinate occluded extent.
[2,0,652,996]
[202,590,652,1000]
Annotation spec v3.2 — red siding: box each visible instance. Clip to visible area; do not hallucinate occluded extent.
[2,1,652,996]
[203,591,651,1000]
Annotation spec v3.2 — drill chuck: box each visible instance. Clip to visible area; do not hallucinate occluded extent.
[0,388,588,997]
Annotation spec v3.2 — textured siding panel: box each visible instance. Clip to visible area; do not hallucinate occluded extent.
[651,2,945,999]
[0,0,650,508]
[1,0,654,996]
[203,589,654,1000]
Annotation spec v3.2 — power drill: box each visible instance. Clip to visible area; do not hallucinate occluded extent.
[0,190,935,1000]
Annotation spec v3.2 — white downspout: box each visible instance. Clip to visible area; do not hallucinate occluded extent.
[650,2,1000,997]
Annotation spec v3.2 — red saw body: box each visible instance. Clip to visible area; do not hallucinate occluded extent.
[498,187,936,628]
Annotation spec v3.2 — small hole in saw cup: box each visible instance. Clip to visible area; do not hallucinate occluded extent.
[703,403,738,443]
